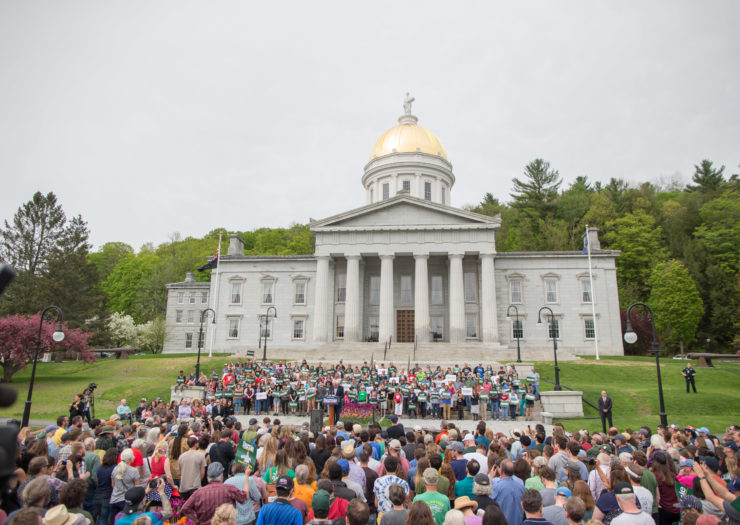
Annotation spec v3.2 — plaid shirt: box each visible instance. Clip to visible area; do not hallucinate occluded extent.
[180,480,247,525]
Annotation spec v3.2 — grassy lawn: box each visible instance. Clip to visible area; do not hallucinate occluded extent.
[523,355,740,431]
[2,354,739,433]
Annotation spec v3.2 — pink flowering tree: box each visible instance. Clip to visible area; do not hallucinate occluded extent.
[0,314,95,382]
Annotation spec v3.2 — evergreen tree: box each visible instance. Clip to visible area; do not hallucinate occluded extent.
[687,159,725,193]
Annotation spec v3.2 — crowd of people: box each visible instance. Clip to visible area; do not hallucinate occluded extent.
[172,359,542,422]
[2,359,739,525]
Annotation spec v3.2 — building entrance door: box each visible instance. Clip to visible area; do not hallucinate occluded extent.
[396,310,415,342]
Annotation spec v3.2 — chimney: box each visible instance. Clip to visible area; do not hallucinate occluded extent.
[184,272,195,283]
[228,234,246,255]
[587,227,601,250]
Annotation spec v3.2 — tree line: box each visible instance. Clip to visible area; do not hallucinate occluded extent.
[0,158,737,362]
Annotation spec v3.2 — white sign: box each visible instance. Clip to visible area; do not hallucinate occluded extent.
[256,392,267,400]
[445,375,457,383]
[461,387,473,396]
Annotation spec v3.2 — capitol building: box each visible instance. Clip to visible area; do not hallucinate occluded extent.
[163,98,624,361]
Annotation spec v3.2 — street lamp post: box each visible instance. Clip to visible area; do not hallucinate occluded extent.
[623,302,668,427]
[537,306,561,391]
[196,308,216,381]
[22,306,65,427]
[506,305,522,363]
[261,306,277,362]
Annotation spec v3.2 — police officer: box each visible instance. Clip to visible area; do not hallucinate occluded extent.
[682,362,697,393]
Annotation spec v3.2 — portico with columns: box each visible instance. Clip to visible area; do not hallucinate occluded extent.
[310,193,502,345]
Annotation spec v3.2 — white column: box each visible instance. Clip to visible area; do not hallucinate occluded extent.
[379,254,395,343]
[414,254,430,342]
[449,253,466,343]
[313,256,331,342]
[344,255,361,342]
[480,253,498,343]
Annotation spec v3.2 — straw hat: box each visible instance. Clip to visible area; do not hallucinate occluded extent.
[454,496,478,512]
[43,505,83,525]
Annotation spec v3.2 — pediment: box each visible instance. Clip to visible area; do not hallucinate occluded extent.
[311,195,500,231]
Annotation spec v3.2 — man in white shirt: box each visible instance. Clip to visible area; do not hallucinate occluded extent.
[464,443,489,475]
[610,482,654,525]
[624,463,653,515]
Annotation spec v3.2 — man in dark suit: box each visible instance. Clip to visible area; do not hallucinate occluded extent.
[598,390,613,433]
[330,380,345,424]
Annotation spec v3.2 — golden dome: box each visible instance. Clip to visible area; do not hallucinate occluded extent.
[369,115,448,161]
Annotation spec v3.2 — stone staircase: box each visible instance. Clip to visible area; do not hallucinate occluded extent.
[232,341,578,365]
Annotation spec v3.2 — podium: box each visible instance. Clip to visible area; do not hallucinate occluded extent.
[323,395,339,426]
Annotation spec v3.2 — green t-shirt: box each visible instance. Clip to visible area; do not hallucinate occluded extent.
[413,491,450,525]
[415,476,449,499]
[641,468,659,514]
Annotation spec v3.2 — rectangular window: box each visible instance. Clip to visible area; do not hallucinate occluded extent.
[187,310,194,324]
[369,276,380,305]
[177,292,184,304]
[228,318,240,339]
[402,180,411,191]
[175,310,183,323]
[431,275,443,305]
[548,319,560,339]
[294,281,306,304]
[336,274,346,303]
[293,319,305,340]
[400,275,412,305]
[201,292,208,304]
[441,187,446,205]
[262,281,274,304]
[424,181,432,201]
[510,280,522,304]
[464,272,477,303]
[581,279,592,303]
[260,318,272,339]
[336,315,345,339]
[369,317,379,341]
[185,333,193,348]
[512,319,524,339]
[431,316,444,341]
[231,282,241,304]
[382,183,389,200]
[189,292,196,304]
[545,278,558,303]
[585,318,596,339]
[466,313,478,339]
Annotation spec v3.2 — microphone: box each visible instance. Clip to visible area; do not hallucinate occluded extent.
[0,264,16,295]
[0,386,18,408]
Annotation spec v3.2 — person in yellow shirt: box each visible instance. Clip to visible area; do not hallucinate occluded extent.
[53,415,69,446]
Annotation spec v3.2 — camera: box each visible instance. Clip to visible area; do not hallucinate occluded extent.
[88,383,98,392]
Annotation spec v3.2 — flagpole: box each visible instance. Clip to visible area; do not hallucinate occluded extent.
[208,234,222,357]
[586,225,600,360]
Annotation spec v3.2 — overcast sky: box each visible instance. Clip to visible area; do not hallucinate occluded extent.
[1,1,738,251]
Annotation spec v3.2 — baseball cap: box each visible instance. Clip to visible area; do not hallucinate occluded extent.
[389,439,402,451]
[390,415,398,423]
[249,418,258,425]
[722,442,739,452]
[474,473,490,486]
[276,475,294,493]
[697,427,710,434]
[447,441,464,452]
[463,434,476,443]
[700,456,720,472]
[122,487,146,514]
[680,459,695,468]
[614,434,627,443]
[337,459,350,475]
[422,467,440,485]
[566,461,581,473]
[207,462,224,478]
[613,482,633,495]
[312,489,331,512]
[727,479,740,492]
[44,425,58,434]
[555,487,572,498]
[413,425,422,432]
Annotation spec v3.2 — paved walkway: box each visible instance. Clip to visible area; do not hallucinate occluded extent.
[233,413,552,434]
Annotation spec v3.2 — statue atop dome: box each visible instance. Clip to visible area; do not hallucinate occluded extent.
[403,92,415,115]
